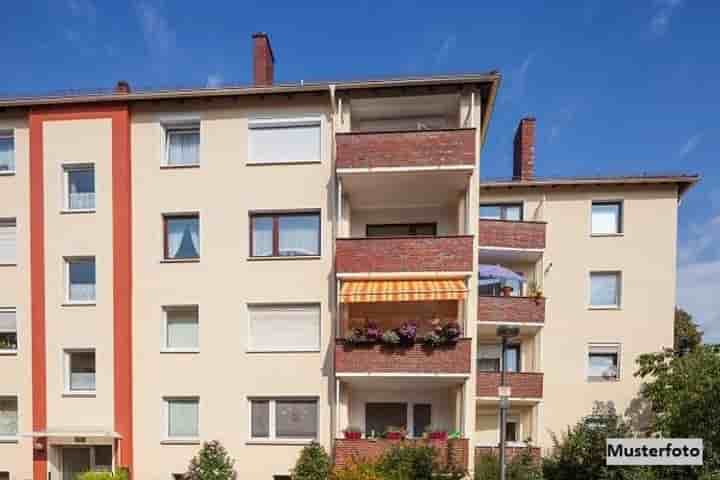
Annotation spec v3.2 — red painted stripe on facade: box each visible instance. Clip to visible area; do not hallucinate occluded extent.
[29,103,134,476]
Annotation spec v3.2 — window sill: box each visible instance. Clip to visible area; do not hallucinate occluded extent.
[61,209,96,215]
[587,377,620,383]
[590,233,624,237]
[0,437,19,444]
[246,161,321,167]
[247,349,321,354]
[161,258,200,264]
[247,256,321,262]
[0,171,16,176]
[62,302,97,307]
[161,439,201,445]
[246,439,316,446]
[0,350,18,356]
[161,348,200,354]
[63,391,97,398]
[160,164,200,170]
[587,306,621,311]
[0,263,17,267]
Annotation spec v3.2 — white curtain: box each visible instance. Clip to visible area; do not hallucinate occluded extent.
[249,122,321,164]
[591,204,620,234]
[278,215,319,256]
[70,352,95,391]
[168,130,200,166]
[68,169,95,210]
[69,259,96,302]
[252,217,273,256]
[0,221,16,264]
[0,136,14,172]
[249,304,320,351]
[588,345,619,379]
[166,218,199,259]
[0,310,16,351]
[168,399,199,437]
[276,400,318,438]
[0,397,18,436]
[590,273,619,306]
[251,400,270,438]
[166,309,199,349]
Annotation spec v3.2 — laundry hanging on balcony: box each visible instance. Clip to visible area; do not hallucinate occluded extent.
[340,279,467,303]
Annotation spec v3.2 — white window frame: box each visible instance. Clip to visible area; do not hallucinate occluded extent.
[63,163,96,213]
[590,200,623,236]
[161,305,200,353]
[64,256,96,305]
[0,130,15,175]
[0,218,17,266]
[247,116,323,165]
[247,303,321,353]
[0,394,19,442]
[0,307,17,355]
[589,271,622,309]
[163,122,201,167]
[162,396,200,444]
[247,397,319,444]
[64,349,96,396]
[586,343,622,382]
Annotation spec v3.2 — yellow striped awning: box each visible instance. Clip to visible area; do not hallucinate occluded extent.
[340,279,468,303]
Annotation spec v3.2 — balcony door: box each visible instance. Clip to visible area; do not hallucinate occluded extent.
[365,403,407,437]
[62,447,91,480]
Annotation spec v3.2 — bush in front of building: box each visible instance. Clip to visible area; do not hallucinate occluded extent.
[185,440,236,480]
[76,470,128,480]
[474,448,542,480]
[292,442,332,480]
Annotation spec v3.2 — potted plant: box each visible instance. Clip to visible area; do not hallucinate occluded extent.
[422,331,442,347]
[365,321,381,342]
[396,322,417,345]
[426,425,448,441]
[384,426,406,440]
[381,330,400,345]
[343,426,362,440]
[344,328,364,345]
[442,322,461,343]
[501,285,514,296]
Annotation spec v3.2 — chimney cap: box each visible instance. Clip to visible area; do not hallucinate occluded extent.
[114,80,131,94]
[252,32,275,62]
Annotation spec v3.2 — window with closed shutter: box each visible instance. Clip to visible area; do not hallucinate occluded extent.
[0,220,16,265]
[248,304,320,352]
[249,119,321,164]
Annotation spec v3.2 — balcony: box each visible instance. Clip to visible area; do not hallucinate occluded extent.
[478,219,546,251]
[335,338,472,375]
[336,129,475,170]
[334,438,470,469]
[336,236,473,274]
[477,296,545,324]
[476,372,543,399]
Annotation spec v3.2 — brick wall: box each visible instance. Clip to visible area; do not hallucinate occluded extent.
[476,446,541,462]
[335,338,471,374]
[513,118,535,181]
[336,129,475,169]
[476,372,544,398]
[336,236,473,273]
[334,438,469,469]
[478,219,546,249]
[477,296,545,323]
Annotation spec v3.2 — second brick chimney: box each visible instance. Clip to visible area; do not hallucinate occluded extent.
[513,117,535,181]
[252,32,274,86]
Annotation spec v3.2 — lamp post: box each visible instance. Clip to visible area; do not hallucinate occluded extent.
[496,325,520,480]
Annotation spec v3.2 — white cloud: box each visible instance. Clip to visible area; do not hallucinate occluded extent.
[502,53,535,103]
[136,2,176,58]
[206,74,223,88]
[679,133,702,157]
[651,0,683,36]
[433,34,457,67]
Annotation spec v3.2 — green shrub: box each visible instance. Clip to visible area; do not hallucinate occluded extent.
[375,444,464,480]
[76,470,128,480]
[185,440,236,480]
[331,459,383,480]
[292,442,331,480]
[474,451,543,480]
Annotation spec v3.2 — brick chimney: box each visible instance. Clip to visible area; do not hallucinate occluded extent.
[114,80,131,94]
[513,117,535,181]
[252,32,275,86]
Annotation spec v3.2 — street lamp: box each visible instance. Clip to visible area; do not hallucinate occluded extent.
[496,325,520,480]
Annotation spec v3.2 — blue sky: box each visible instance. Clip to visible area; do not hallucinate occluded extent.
[2,1,718,341]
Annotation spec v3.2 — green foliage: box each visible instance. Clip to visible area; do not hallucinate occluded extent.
[474,449,543,480]
[674,308,703,351]
[332,460,383,480]
[185,440,236,480]
[75,472,116,480]
[332,444,464,480]
[636,344,720,478]
[542,402,657,480]
[292,442,331,480]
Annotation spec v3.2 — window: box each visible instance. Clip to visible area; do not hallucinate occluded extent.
[248,117,321,164]
[505,419,519,443]
[366,223,437,237]
[66,350,96,393]
[0,219,16,265]
[0,472,9,480]
[250,398,318,441]
[163,306,199,352]
[365,403,406,438]
[165,397,199,439]
[250,212,320,257]
[0,131,14,173]
[0,308,17,353]
[0,396,18,438]
[64,165,95,211]
[588,344,620,381]
[412,404,432,438]
[66,257,96,303]
[477,344,520,373]
[164,214,200,260]
[480,203,523,221]
[591,201,622,235]
[590,271,621,308]
[248,304,320,352]
[165,123,200,166]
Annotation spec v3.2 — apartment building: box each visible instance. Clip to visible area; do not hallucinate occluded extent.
[0,33,696,479]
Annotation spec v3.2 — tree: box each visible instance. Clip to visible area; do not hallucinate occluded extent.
[636,345,720,478]
[185,440,236,480]
[674,308,703,352]
[292,442,331,480]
